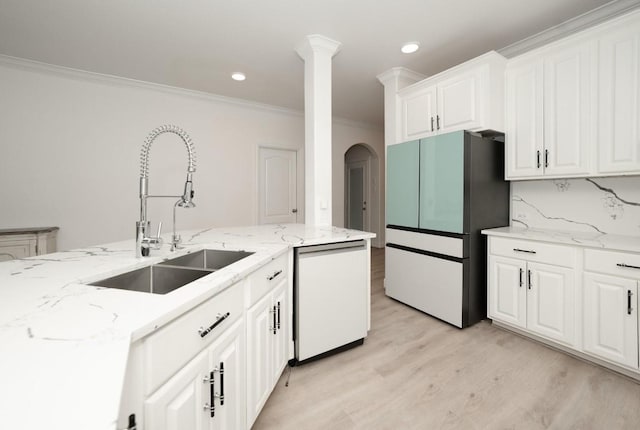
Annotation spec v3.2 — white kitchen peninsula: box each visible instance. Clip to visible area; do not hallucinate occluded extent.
[0,224,374,430]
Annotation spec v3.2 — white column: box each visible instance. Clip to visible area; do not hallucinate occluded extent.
[296,35,341,227]
[376,67,426,147]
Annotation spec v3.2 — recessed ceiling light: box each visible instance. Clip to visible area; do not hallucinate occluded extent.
[401,42,420,54]
[231,72,246,81]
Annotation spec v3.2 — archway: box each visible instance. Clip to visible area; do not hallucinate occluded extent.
[344,143,379,234]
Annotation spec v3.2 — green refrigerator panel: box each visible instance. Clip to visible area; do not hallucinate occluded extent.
[386,140,419,228]
[419,131,465,233]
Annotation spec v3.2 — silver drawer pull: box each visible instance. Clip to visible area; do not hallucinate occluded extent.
[267,269,282,281]
[198,312,230,338]
[617,263,640,270]
[513,248,536,254]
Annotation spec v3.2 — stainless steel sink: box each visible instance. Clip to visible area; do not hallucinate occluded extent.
[90,265,212,295]
[158,249,254,270]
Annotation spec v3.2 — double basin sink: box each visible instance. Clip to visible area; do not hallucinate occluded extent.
[90,249,254,294]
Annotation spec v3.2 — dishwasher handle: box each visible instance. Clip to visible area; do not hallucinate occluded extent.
[296,240,366,256]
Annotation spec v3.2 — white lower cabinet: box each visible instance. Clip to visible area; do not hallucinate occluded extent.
[145,318,245,430]
[487,235,640,378]
[246,280,288,427]
[488,255,575,345]
[118,251,293,430]
[583,274,639,370]
[145,348,209,430]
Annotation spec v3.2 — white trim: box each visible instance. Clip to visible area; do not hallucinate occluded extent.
[0,53,381,129]
[377,67,427,85]
[499,0,640,58]
[0,54,304,117]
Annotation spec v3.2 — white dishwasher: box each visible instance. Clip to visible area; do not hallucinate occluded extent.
[293,240,368,364]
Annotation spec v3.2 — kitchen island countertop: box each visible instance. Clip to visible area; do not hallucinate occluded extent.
[0,224,374,430]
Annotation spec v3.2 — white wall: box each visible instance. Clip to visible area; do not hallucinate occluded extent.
[332,121,385,247]
[0,58,382,251]
[511,176,640,236]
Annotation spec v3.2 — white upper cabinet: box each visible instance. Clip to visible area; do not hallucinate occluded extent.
[543,41,594,177]
[506,39,595,179]
[402,84,436,140]
[398,51,505,143]
[437,69,483,133]
[505,58,544,178]
[597,20,640,174]
[506,9,640,180]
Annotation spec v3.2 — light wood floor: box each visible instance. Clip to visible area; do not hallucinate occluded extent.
[253,248,640,429]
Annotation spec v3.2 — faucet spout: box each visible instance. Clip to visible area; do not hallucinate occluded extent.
[136,125,197,257]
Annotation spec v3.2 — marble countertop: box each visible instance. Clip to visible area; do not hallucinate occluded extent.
[482,226,640,253]
[0,224,374,430]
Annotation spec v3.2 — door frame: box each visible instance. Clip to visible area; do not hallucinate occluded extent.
[256,145,299,225]
[345,158,370,231]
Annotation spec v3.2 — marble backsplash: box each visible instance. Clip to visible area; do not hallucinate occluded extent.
[511,176,640,237]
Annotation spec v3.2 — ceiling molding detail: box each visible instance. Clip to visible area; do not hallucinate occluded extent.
[0,54,384,130]
[0,54,305,117]
[498,0,640,58]
[377,67,427,86]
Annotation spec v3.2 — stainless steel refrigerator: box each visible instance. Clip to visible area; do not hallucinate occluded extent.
[385,130,509,328]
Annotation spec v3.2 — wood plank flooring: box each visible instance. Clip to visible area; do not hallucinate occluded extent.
[253,247,640,429]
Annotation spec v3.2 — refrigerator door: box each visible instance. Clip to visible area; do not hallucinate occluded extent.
[419,131,465,233]
[386,140,420,228]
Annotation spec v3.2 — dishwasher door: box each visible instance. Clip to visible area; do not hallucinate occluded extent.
[295,240,368,362]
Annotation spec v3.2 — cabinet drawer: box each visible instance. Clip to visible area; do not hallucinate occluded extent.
[143,281,244,395]
[489,237,575,268]
[584,249,640,279]
[386,228,464,258]
[247,252,288,307]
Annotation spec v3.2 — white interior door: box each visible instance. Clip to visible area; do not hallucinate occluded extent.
[346,160,368,231]
[258,147,297,224]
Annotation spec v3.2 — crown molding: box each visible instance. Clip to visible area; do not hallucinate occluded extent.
[0,54,384,131]
[0,54,305,118]
[498,0,640,58]
[295,34,342,60]
[377,67,427,86]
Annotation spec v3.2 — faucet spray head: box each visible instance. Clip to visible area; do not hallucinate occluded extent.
[178,173,195,208]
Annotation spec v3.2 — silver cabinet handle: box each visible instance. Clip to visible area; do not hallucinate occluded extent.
[203,370,215,417]
[436,115,440,130]
[198,312,230,338]
[527,269,532,290]
[536,150,541,169]
[513,248,536,254]
[617,263,640,270]
[430,116,434,132]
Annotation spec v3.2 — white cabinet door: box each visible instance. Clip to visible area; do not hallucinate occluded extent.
[583,273,638,369]
[543,42,594,176]
[505,59,544,178]
[271,280,288,380]
[437,68,483,134]
[526,262,575,346]
[145,349,209,430]
[209,319,245,430]
[401,85,437,141]
[597,24,640,174]
[488,256,527,329]
[246,292,273,427]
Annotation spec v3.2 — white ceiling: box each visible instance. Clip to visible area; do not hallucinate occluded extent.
[0,0,623,126]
